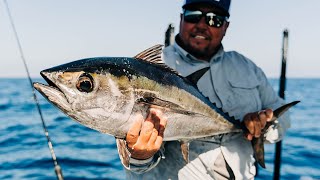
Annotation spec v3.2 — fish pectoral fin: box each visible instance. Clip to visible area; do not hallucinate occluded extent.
[252,136,266,168]
[140,98,197,115]
[180,140,190,164]
[137,96,198,116]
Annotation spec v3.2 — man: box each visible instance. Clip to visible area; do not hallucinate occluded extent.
[116,0,290,179]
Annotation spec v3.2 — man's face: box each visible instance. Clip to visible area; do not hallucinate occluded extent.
[179,4,229,61]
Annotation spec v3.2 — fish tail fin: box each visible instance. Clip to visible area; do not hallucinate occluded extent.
[272,100,300,121]
[252,100,300,168]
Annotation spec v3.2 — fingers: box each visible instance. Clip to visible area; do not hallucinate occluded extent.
[243,109,274,140]
[265,109,273,122]
[148,128,159,145]
[245,133,253,141]
[244,113,261,139]
[126,113,143,147]
[254,116,262,138]
[244,114,255,135]
[139,108,161,143]
[152,109,161,131]
[126,108,167,160]
[258,111,267,129]
[244,114,258,140]
[155,113,167,148]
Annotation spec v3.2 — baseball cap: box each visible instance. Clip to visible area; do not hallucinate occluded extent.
[182,0,231,17]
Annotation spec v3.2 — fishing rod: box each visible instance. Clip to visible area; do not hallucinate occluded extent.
[3,1,64,179]
[273,29,289,180]
[164,23,175,47]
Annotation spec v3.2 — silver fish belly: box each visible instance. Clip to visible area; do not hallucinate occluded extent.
[33,45,299,168]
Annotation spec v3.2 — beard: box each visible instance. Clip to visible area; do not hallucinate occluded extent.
[184,40,222,61]
[176,34,221,61]
[186,43,210,59]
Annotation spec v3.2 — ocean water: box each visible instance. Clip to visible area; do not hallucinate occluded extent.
[0,78,319,180]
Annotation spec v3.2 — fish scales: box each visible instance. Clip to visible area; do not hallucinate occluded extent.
[70,56,236,140]
[33,45,299,168]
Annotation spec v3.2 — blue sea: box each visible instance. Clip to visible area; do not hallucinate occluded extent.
[0,78,319,180]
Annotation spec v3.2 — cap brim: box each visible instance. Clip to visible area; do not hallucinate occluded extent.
[183,2,230,17]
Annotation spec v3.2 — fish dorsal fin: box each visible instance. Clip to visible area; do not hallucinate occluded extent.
[134,44,164,64]
[134,44,180,75]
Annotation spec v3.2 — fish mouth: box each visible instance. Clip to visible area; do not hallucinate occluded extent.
[40,70,61,91]
[33,71,72,112]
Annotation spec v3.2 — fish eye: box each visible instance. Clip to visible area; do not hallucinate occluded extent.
[76,73,94,93]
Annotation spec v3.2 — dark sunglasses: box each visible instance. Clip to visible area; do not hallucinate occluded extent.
[183,9,228,28]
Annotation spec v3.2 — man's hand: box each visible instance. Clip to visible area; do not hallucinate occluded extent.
[126,108,167,160]
[243,109,274,140]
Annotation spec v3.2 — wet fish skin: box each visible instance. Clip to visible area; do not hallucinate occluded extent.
[33,45,299,168]
[33,50,238,141]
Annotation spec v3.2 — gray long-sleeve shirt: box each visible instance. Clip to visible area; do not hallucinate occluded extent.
[118,42,290,180]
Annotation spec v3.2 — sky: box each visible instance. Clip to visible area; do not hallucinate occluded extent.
[0,0,319,78]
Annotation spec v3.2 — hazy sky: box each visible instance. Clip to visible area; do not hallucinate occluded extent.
[1,0,319,78]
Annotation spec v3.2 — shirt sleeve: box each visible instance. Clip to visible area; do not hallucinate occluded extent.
[116,138,165,174]
[254,66,291,143]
